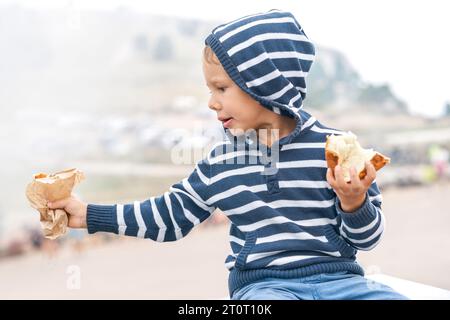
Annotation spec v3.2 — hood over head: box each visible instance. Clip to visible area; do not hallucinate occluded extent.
[205,9,316,147]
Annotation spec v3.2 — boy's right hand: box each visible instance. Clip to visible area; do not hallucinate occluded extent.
[47,195,87,229]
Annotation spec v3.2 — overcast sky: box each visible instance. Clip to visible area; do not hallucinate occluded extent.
[4,0,450,117]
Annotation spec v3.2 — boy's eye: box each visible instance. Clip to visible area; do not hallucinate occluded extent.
[208,87,226,94]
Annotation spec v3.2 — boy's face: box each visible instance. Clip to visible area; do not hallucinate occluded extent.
[202,56,276,137]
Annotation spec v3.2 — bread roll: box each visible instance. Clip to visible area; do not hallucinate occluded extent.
[325,132,390,182]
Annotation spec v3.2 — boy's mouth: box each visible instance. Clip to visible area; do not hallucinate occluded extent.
[218,117,234,128]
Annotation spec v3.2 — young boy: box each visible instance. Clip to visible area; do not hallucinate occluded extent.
[48,9,407,300]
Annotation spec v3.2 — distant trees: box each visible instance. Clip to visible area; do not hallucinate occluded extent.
[357,84,408,113]
[444,101,450,117]
[177,20,199,37]
[134,34,150,52]
[132,33,175,62]
[152,35,174,61]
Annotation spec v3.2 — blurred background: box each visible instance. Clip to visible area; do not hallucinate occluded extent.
[0,0,449,299]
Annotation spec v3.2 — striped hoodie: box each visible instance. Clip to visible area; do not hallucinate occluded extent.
[87,10,385,296]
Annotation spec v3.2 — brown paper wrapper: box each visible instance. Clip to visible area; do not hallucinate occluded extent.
[25,168,85,240]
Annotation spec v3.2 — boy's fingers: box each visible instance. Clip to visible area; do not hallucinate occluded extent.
[47,197,70,209]
[363,161,376,187]
[334,165,345,187]
[326,168,336,188]
[349,166,361,187]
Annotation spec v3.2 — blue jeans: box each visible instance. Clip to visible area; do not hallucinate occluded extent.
[231,271,408,300]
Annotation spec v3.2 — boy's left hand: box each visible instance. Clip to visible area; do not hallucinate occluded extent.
[326,161,376,213]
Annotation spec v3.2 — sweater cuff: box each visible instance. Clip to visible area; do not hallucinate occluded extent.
[87,204,118,234]
[336,193,377,228]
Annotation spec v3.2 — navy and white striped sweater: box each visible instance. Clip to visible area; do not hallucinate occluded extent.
[87,111,384,295]
[87,10,385,296]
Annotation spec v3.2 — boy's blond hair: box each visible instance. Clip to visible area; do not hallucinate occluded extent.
[203,46,220,65]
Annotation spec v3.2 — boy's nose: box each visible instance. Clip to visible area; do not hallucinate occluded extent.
[208,98,221,111]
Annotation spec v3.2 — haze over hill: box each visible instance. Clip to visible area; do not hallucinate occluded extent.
[0,5,408,116]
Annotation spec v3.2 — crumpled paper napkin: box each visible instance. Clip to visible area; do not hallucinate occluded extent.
[25,168,85,240]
